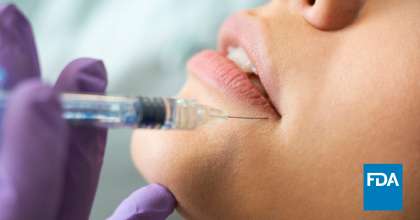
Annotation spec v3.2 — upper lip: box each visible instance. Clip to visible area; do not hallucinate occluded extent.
[187,12,280,118]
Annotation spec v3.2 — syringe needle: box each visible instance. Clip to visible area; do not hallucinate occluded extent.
[228,116,270,119]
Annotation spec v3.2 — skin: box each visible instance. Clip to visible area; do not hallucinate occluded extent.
[131,0,420,219]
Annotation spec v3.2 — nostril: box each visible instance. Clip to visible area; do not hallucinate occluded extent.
[308,0,315,6]
[301,0,364,31]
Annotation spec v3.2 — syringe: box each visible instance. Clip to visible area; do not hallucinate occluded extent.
[0,92,269,130]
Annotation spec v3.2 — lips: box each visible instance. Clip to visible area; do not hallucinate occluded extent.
[186,12,279,117]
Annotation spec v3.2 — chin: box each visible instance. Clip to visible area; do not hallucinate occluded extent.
[130,74,281,219]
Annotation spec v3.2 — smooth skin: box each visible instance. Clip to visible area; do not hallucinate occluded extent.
[132,0,420,219]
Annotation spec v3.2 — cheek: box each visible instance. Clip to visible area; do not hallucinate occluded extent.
[253,2,420,217]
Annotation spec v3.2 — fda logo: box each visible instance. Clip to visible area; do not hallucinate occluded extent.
[364,164,402,211]
[367,173,399,186]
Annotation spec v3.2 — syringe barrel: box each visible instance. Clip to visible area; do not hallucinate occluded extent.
[0,92,228,130]
[161,98,227,130]
[65,95,229,129]
[60,93,141,128]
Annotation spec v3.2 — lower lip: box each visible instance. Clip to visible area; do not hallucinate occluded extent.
[187,50,276,114]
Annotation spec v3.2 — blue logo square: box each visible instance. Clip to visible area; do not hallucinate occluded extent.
[364,164,403,211]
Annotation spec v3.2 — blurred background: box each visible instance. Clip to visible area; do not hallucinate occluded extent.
[0,0,269,219]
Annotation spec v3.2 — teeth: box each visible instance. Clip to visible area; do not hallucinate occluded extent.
[227,46,268,97]
[227,46,258,75]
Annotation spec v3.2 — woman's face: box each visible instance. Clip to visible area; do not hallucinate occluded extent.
[132,0,420,219]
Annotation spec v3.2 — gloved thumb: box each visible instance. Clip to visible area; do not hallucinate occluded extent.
[107,183,176,220]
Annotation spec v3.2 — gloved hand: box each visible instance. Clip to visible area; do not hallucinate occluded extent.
[0,4,175,220]
[107,184,176,220]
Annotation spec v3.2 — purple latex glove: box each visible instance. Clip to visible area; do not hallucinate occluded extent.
[107,184,176,220]
[0,3,175,220]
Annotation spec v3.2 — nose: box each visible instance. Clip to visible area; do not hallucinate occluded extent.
[293,0,365,30]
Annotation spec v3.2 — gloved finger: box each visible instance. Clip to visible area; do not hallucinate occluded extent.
[107,184,176,220]
[0,80,68,220]
[54,58,108,220]
[0,4,40,89]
